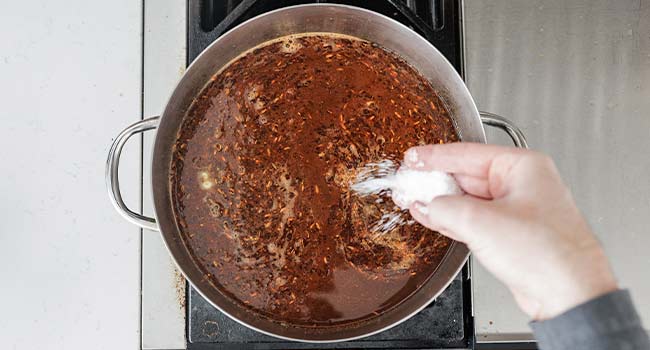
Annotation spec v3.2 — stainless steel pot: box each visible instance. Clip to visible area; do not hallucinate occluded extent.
[106,4,527,343]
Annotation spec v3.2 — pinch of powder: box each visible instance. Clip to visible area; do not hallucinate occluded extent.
[351,160,461,234]
[351,160,461,210]
[389,168,461,210]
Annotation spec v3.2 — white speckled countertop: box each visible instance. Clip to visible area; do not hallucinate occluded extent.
[0,1,142,349]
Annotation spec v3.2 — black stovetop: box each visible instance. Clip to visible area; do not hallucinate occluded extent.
[185,1,471,349]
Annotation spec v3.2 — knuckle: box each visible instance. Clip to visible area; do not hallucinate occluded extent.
[538,155,560,175]
[538,154,555,167]
[525,152,557,172]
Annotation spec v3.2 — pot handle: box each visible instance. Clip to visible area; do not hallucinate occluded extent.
[106,116,161,231]
[479,111,529,148]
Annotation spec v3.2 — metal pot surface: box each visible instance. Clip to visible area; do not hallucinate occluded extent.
[106,4,526,342]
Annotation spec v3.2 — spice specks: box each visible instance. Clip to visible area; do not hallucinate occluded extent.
[170,34,458,327]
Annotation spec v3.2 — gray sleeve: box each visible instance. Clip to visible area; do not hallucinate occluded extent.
[530,289,650,350]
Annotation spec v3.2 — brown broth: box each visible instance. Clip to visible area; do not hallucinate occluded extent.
[170,34,459,327]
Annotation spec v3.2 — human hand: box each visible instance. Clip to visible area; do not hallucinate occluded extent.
[403,143,618,321]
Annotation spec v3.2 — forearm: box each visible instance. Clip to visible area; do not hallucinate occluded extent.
[530,289,650,350]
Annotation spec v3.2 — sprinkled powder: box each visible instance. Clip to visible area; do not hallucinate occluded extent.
[351,159,462,234]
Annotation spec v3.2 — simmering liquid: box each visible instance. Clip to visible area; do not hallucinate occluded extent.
[170,34,459,326]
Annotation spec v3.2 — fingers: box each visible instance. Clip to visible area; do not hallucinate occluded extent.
[404,142,527,178]
[453,174,491,199]
[409,194,492,244]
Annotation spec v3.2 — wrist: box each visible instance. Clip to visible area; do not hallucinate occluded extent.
[539,277,618,321]
[535,251,618,321]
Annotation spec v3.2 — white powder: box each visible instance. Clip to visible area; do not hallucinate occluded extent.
[351,159,462,234]
[352,160,461,210]
[389,168,462,209]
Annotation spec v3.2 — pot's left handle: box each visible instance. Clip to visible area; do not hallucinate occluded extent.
[479,111,528,148]
[106,116,160,231]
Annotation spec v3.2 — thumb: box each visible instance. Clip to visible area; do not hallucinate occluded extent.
[409,195,492,244]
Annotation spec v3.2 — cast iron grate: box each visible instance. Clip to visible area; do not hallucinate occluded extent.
[188,0,462,71]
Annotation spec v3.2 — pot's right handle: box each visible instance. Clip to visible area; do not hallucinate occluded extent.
[106,116,160,231]
[479,111,529,148]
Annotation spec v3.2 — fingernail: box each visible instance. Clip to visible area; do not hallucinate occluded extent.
[414,202,429,215]
[404,148,418,164]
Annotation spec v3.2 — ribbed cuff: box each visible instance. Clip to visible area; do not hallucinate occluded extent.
[530,289,650,350]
